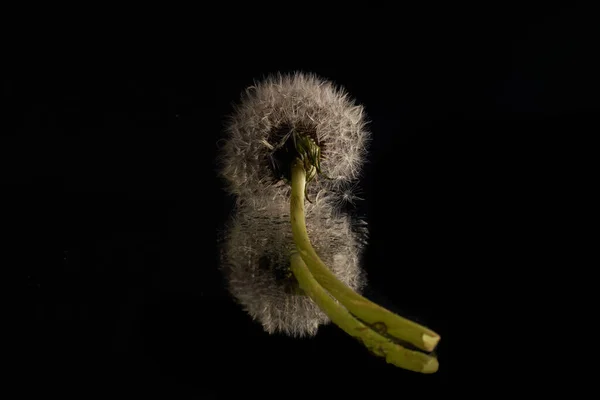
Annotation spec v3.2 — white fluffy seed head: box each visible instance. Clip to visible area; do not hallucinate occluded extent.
[221,194,366,337]
[218,72,371,205]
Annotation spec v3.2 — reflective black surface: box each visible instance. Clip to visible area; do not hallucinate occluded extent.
[14,6,596,397]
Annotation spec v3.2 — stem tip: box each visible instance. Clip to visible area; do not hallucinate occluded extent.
[422,357,439,374]
[422,333,440,352]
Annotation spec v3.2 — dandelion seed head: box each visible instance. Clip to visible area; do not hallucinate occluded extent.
[220,196,366,337]
[217,72,371,205]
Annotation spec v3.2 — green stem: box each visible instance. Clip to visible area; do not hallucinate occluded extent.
[290,252,438,373]
[290,159,441,353]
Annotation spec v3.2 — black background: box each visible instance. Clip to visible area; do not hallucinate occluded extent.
[12,5,595,397]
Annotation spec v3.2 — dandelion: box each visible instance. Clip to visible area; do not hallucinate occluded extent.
[218,72,370,205]
[218,72,440,373]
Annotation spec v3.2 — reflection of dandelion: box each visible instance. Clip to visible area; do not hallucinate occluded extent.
[222,196,364,337]
[331,181,364,213]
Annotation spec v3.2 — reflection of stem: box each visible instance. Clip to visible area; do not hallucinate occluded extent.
[290,253,438,373]
[290,159,441,353]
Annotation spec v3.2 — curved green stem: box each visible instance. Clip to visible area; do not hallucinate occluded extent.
[290,159,441,353]
[291,252,438,373]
